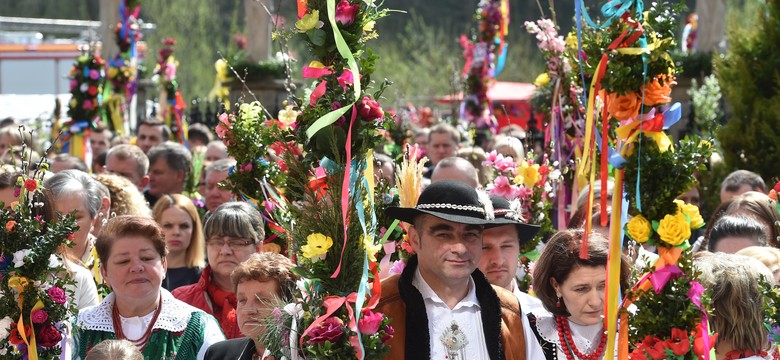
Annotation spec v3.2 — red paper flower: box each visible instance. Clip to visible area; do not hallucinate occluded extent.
[31,309,49,324]
[307,316,345,344]
[358,96,384,121]
[640,335,667,360]
[335,0,359,26]
[36,323,63,348]
[24,178,37,192]
[664,328,690,356]
[47,286,67,304]
[9,323,30,345]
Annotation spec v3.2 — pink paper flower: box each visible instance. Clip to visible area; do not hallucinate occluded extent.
[493,156,517,173]
[307,316,345,344]
[239,162,253,172]
[83,99,94,110]
[482,150,504,167]
[389,260,406,275]
[31,309,48,324]
[335,0,359,26]
[215,113,233,139]
[488,176,521,200]
[357,96,384,121]
[47,286,66,304]
[88,69,100,80]
[358,310,383,335]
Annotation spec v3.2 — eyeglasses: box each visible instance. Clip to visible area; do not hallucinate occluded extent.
[206,237,255,249]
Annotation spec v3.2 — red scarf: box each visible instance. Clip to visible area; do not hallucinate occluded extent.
[201,266,242,339]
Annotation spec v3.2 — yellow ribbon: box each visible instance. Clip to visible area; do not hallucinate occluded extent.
[615,120,673,153]
[604,169,624,358]
[8,277,42,359]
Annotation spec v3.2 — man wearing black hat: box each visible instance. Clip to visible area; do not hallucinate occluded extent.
[377,180,526,360]
[479,196,543,314]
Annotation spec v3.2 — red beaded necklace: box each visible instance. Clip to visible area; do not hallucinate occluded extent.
[555,316,607,360]
[112,295,163,350]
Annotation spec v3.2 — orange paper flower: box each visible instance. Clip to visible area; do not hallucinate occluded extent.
[5,220,16,232]
[642,74,676,106]
[607,91,642,121]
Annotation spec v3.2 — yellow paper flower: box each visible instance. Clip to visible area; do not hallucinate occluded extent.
[296,10,321,32]
[674,200,705,229]
[626,215,652,243]
[656,213,691,246]
[301,233,333,262]
[534,73,550,87]
[514,162,541,188]
[363,21,375,32]
[363,235,381,263]
[262,242,282,254]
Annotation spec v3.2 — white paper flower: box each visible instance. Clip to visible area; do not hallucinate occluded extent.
[550,169,562,181]
[13,249,32,268]
[283,302,303,319]
[48,254,60,268]
[0,316,13,340]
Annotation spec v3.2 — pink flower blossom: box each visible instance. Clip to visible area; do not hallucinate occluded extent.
[88,69,100,80]
[82,99,94,110]
[239,163,253,172]
[165,62,177,80]
[335,0,359,26]
[493,156,517,173]
[31,309,48,324]
[307,316,345,344]
[389,260,406,275]
[482,150,504,167]
[358,310,384,335]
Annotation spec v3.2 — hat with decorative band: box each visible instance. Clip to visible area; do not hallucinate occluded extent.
[385,180,494,225]
[488,195,541,246]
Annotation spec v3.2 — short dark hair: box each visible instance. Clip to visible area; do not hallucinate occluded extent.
[532,230,631,316]
[188,123,213,145]
[428,123,460,145]
[708,215,767,251]
[51,153,88,172]
[147,142,192,177]
[137,118,171,140]
[721,170,767,193]
[204,202,265,244]
[96,215,168,267]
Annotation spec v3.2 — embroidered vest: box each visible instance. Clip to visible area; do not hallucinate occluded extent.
[77,311,205,360]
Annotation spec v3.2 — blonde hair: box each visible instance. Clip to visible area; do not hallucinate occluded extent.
[85,339,143,360]
[737,246,780,279]
[152,194,205,268]
[695,253,773,353]
[93,173,151,217]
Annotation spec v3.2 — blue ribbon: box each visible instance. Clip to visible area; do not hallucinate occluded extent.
[594,129,627,169]
[663,102,682,129]
[494,41,508,76]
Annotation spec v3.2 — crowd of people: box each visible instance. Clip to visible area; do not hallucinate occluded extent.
[2,114,780,360]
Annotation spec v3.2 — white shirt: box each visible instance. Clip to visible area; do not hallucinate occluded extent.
[67,260,99,310]
[509,279,547,360]
[412,268,490,360]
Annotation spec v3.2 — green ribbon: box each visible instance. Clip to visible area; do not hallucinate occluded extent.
[305,0,362,141]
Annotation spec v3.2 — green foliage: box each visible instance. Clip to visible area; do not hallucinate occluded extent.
[686,74,722,136]
[227,58,287,81]
[715,0,780,183]
[623,135,711,222]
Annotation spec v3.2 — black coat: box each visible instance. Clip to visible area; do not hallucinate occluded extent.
[203,337,256,360]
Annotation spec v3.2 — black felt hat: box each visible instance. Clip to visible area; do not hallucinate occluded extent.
[488,195,541,246]
[384,180,492,225]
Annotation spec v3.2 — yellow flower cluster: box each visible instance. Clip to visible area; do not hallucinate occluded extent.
[514,161,541,188]
[626,200,705,247]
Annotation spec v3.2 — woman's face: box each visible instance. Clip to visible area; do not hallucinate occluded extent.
[101,236,166,302]
[54,192,96,257]
[206,235,259,283]
[236,279,280,339]
[551,265,607,326]
[159,207,193,256]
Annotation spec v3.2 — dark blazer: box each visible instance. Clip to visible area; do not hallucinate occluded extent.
[204,337,256,360]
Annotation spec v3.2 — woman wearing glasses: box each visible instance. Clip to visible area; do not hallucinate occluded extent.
[172,202,264,339]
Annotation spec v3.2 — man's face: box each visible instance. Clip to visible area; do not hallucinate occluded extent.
[720,184,754,203]
[90,130,111,156]
[205,170,233,212]
[478,225,519,290]
[106,154,147,189]
[428,133,457,165]
[409,214,483,289]
[148,158,185,196]
[205,145,228,163]
[137,124,165,154]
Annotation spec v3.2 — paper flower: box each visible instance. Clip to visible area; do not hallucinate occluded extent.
[363,235,381,262]
[335,0,359,26]
[296,10,322,32]
[0,317,12,340]
[278,104,299,129]
[5,220,15,232]
[358,310,384,335]
[607,91,642,121]
[642,74,676,106]
[488,176,521,200]
[36,323,62,348]
[47,286,67,305]
[514,162,541,188]
[301,233,333,262]
[626,215,652,243]
[357,96,384,121]
[12,249,32,268]
[656,213,692,246]
[216,113,234,139]
[307,316,345,344]
[24,178,37,192]
[30,309,48,324]
[674,200,705,229]
[48,254,59,269]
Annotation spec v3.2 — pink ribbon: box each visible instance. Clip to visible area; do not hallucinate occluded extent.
[331,105,358,278]
[302,66,333,79]
[309,80,328,106]
[649,264,681,294]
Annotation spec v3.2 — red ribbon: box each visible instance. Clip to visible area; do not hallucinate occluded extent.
[331,105,358,278]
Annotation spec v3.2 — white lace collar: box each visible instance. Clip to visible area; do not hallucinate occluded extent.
[77,289,197,333]
[531,310,605,354]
